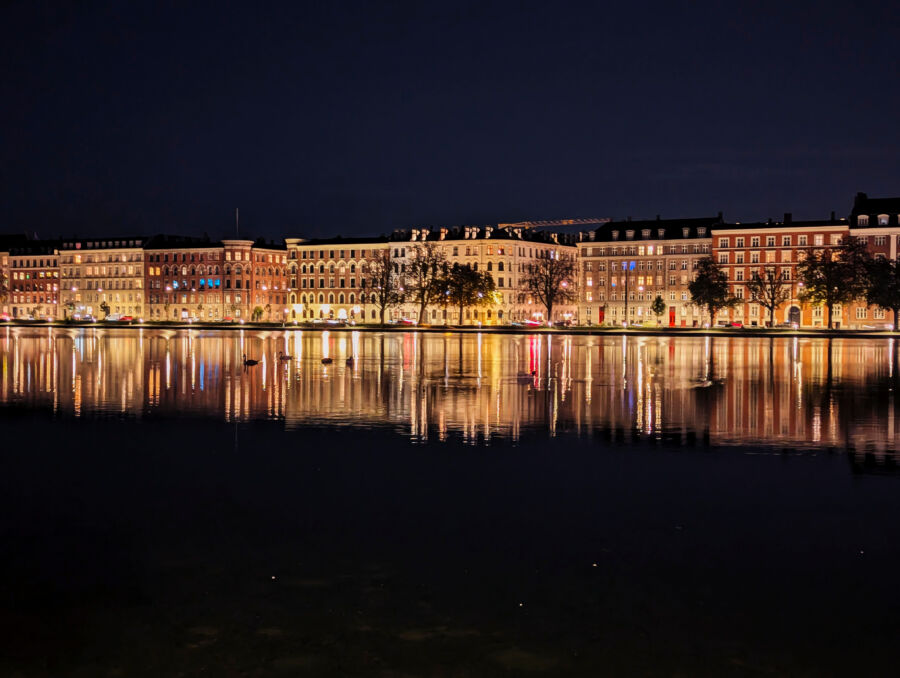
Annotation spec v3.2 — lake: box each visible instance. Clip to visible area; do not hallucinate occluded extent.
[1,327,898,676]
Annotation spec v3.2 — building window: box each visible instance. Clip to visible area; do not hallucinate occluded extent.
[718,238,729,248]
[798,235,808,246]
[858,215,869,226]
[878,214,889,226]
[875,235,887,246]
[814,235,824,246]
[782,236,791,246]
[718,253,728,264]
[766,236,775,247]
[856,307,867,320]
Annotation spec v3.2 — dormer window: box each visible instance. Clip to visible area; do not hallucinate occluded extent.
[682,228,690,237]
[612,230,619,240]
[657,229,665,238]
[698,227,707,236]
[626,230,634,240]
[878,214,889,226]
[858,215,869,226]
[641,229,650,239]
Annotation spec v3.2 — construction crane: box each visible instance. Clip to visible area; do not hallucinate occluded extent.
[497,218,611,230]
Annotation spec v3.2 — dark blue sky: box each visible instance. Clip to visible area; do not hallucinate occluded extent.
[1,0,898,240]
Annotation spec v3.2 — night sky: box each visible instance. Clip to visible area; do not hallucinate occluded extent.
[2,1,898,240]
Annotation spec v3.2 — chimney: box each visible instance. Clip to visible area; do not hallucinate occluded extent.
[784,212,792,224]
[439,228,447,240]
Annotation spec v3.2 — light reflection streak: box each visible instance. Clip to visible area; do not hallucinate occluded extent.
[0,329,897,459]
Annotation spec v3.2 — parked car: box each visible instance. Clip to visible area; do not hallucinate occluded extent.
[105,313,123,321]
[119,316,133,322]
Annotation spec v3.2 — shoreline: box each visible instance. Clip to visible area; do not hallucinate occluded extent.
[2,319,898,339]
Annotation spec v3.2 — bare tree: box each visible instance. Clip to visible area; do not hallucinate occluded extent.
[368,248,405,324]
[519,254,577,324]
[405,242,447,324]
[746,265,792,327]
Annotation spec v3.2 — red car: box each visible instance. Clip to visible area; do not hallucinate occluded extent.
[119,316,133,322]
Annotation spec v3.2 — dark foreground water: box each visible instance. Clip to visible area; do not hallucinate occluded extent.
[1,328,899,676]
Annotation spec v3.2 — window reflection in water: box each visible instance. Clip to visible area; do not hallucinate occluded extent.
[1,327,899,461]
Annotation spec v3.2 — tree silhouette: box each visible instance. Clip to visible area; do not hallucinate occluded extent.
[519,254,577,325]
[688,257,736,325]
[797,238,868,329]
[746,265,792,327]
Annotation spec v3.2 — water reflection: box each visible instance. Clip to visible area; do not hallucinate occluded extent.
[1,326,899,458]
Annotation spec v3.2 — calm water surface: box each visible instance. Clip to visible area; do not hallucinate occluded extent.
[3,326,900,456]
[1,327,899,676]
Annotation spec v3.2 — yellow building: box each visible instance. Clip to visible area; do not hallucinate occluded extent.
[58,236,146,319]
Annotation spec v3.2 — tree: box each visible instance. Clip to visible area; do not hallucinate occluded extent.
[442,263,495,325]
[651,295,666,326]
[519,254,577,325]
[405,242,447,324]
[797,238,869,329]
[368,248,405,324]
[746,265,792,328]
[688,257,736,326]
[864,256,900,329]
[264,302,271,321]
[99,300,111,318]
[251,305,265,322]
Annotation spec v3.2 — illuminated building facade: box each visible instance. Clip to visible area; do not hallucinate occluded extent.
[6,241,60,319]
[391,225,579,325]
[284,236,390,322]
[712,215,850,328]
[577,216,721,326]
[58,236,146,319]
[145,235,227,321]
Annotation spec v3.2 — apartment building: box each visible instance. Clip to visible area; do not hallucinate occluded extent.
[577,216,721,326]
[58,236,146,319]
[391,225,579,325]
[284,236,390,323]
[6,241,60,319]
[712,215,849,328]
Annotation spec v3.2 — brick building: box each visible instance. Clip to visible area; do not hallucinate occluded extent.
[712,215,849,328]
[6,241,60,319]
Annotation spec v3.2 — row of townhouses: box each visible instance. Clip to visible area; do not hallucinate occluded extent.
[1,192,899,328]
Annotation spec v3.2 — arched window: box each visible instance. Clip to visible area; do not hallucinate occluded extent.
[349,293,355,304]
[319,264,325,274]
[360,293,366,303]
[290,293,296,304]
[235,265,242,275]
[338,293,345,304]
[328,293,335,304]
[318,293,324,303]
[487,262,493,271]
[498,261,504,271]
